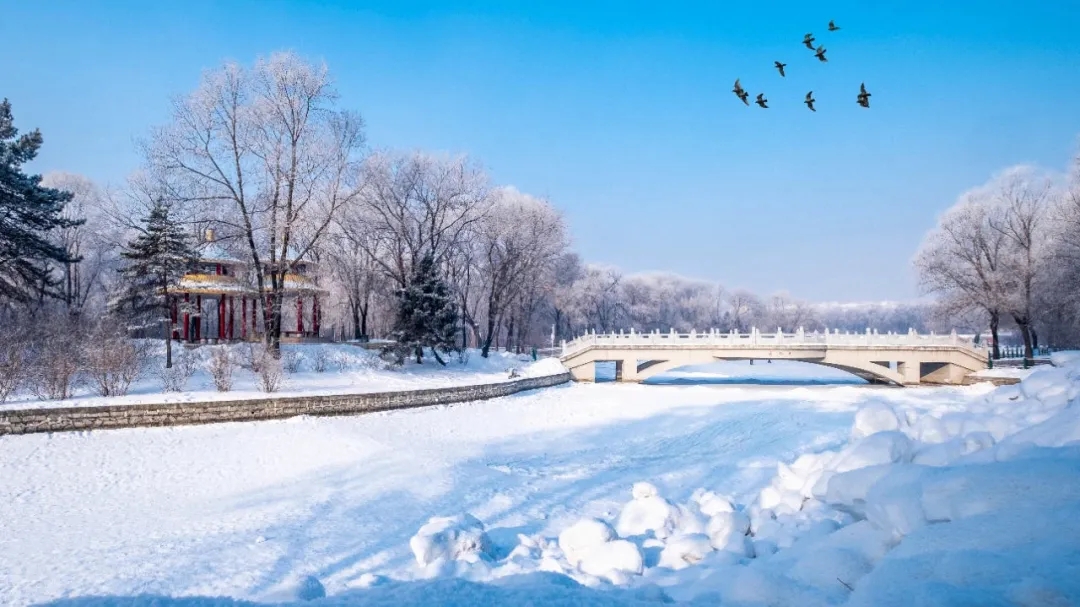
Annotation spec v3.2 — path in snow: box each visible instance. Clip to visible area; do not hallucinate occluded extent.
[0,381,985,605]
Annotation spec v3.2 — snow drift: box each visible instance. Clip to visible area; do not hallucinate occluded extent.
[398,353,1080,605]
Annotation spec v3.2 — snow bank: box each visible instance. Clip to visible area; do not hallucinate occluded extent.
[399,352,1080,605]
[1051,350,1080,367]
[521,357,567,378]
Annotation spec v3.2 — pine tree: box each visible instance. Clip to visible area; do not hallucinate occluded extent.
[0,99,82,301]
[117,199,196,368]
[389,254,459,365]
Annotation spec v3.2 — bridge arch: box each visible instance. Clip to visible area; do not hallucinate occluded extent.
[629,356,902,385]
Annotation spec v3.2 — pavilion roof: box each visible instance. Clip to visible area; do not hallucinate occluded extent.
[196,242,245,264]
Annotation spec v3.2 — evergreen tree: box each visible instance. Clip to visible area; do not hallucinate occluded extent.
[389,254,459,365]
[0,99,82,302]
[117,199,196,368]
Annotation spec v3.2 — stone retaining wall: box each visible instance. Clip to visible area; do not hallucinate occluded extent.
[0,373,571,436]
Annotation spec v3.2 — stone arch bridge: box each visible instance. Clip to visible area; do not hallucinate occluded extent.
[559,328,989,386]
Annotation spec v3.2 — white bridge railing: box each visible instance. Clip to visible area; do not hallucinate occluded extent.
[561,327,986,358]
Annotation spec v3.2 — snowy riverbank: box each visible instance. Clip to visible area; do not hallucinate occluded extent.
[3,356,1079,605]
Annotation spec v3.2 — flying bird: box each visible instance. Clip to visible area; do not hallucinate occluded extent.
[803,33,816,50]
[814,46,828,62]
[755,93,769,108]
[857,82,871,108]
[804,91,816,111]
[828,20,840,31]
[732,78,750,105]
[774,61,787,77]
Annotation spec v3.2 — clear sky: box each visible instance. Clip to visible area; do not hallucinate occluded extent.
[3,0,1079,301]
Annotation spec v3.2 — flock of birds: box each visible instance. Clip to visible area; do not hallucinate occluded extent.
[732,20,871,112]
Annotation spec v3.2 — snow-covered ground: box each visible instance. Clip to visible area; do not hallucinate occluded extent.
[969,366,1034,380]
[3,356,1080,605]
[0,344,547,411]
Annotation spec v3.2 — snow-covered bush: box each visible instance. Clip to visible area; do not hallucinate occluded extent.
[282,349,302,373]
[0,329,28,403]
[82,328,146,397]
[410,514,493,566]
[207,346,234,392]
[26,321,83,400]
[157,363,186,393]
[237,342,264,373]
[311,346,330,373]
[177,347,200,380]
[258,353,284,393]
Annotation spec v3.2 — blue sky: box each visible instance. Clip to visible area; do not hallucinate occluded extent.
[3,0,1079,301]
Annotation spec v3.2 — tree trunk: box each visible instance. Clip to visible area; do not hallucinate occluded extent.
[1031,328,1039,350]
[1014,314,1034,365]
[505,316,516,354]
[415,344,423,364]
[359,300,369,339]
[165,321,173,369]
[351,299,362,341]
[481,313,498,358]
[989,311,1001,360]
[431,348,447,366]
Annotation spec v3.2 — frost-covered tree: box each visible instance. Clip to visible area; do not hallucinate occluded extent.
[915,188,1010,358]
[986,166,1055,363]
[41,172,119,314]
[389,254,459,365]
[117,199,196,368]
[0,99,82,303]
[146,52,365,354]
[1040,152,1080,345]
[323,220,386,341]
[474,187,567,357]
[728,289,764,333]
[357,151,490,289]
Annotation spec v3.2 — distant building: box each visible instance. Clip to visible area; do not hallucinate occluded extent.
[170,230,327,344]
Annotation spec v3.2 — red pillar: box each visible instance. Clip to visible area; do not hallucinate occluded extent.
[218,297,226,340]
[228,296,235,340]
[296,296,304,334]
[171,297,179,340]
[313,294,320,336]
[241,297,248,340]
[195,295,202,341]
[183,293,191,343]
